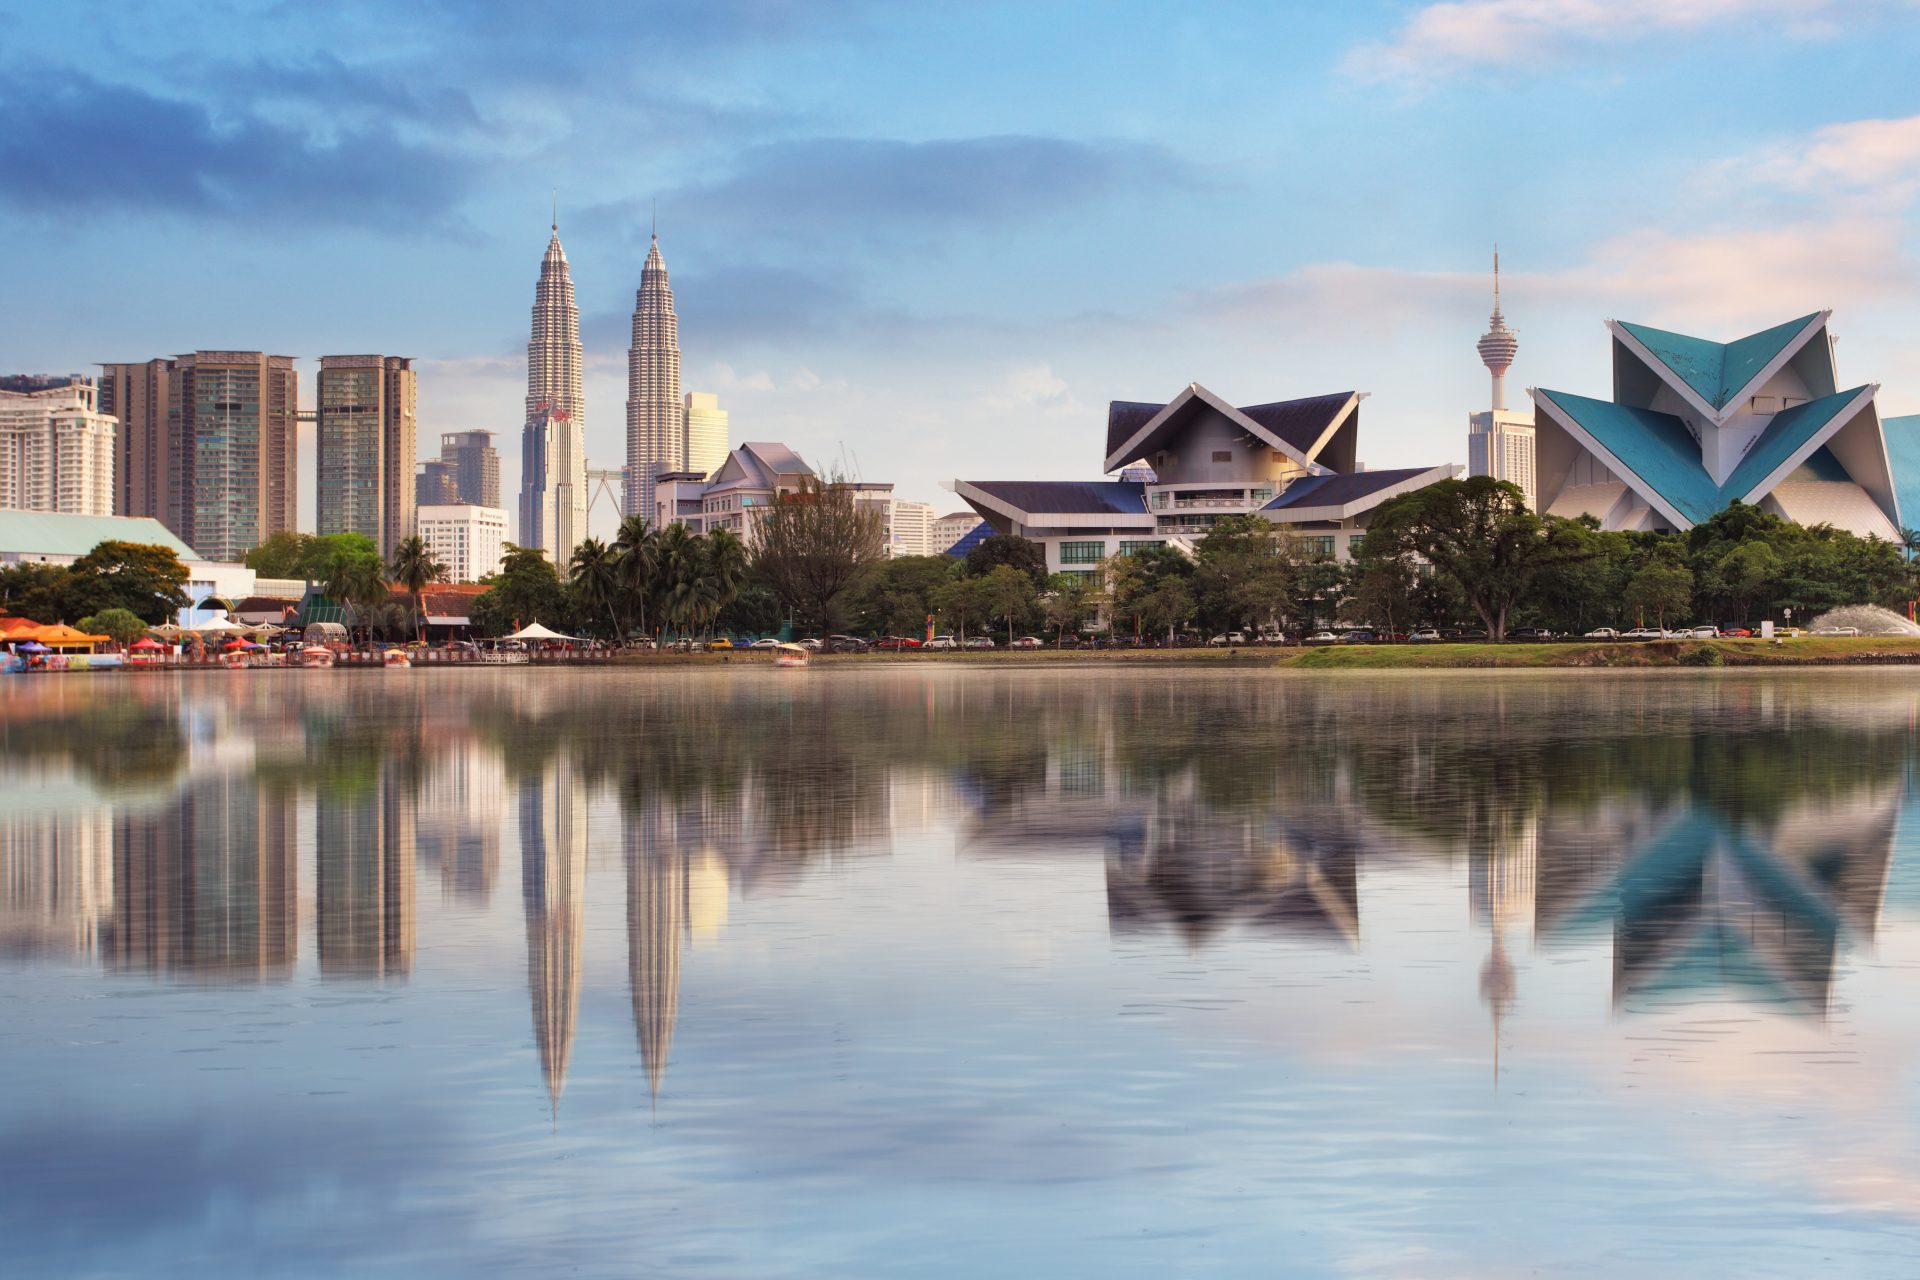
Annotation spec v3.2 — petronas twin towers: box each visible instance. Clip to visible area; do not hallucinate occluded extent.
[519,220,686,566]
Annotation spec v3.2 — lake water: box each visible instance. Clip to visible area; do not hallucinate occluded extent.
[5,667,1920,1278]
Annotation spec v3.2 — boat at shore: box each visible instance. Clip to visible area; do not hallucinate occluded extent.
[299,646,336,669]
[383,649,412,670]
[774,642,810,669]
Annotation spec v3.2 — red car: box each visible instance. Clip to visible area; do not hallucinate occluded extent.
[1722,627,1752,637]
[873,636,923,651]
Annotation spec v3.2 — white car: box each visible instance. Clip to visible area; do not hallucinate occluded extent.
[963,636,996,650]
[923,635,959,651]
[1010,636,1043,649]
[1207,631,1248,646]
[1408,629,1443,643]
[1303,631,1339,644]
[749,637,780,649]
[799,637,824,652]
[1621,628,1662,640]
[1688,626,1719,638]
[1583,627,1620,639]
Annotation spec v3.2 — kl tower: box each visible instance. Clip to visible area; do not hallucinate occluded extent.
[1466,249,1536,507]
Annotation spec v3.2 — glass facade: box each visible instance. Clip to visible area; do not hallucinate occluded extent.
[1059,540,1106,565]
[1118,540,1161,555]
[1301,535,1335,559]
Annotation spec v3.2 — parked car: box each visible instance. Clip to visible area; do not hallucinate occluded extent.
[1206,631,1247,646]
[1621,628,1663,640]
[1583,627,1620,639]
[1303,631,1339,645]
[963,636,996,650]
[826,635,869,653]
[1722,627,1752,638]
[1813,625,1860,636]
[872,635,922,651]
[1408,628,1443,643]
[749,637,780,649]
[1340,629,1376,644]
[707,636,735,650]
[1508,627,1555,641]
[799,637,825,652]
[1010,636,1043,649]
[1687,626,1719,639]
[924,635,959,651]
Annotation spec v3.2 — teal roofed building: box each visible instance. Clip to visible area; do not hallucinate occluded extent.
[1529,310,1909,539]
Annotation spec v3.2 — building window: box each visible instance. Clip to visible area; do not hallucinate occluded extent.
[1301,535,1334,559]
[1211,450,1232,463]
[1348,534,1366,555]
[1118,540,1160,555]
[1251,488,1273,504]
[1152,491,1168,509]
[1059,540,1106,565]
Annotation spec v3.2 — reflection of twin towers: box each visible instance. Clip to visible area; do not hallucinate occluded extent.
[519,759,726,1116]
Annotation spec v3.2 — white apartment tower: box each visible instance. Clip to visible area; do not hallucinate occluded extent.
[1467,252,1537,509]
[0,377,116,516]
[889,499,936,556]
[522,221,587,562]
[418,503,509,583]
[683,391,728,479]
[626,233,682,521]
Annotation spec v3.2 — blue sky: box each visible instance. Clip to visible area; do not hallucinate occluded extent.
[4,0,1920,538]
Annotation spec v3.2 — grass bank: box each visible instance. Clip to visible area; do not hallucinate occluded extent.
[1282,636,1920,669]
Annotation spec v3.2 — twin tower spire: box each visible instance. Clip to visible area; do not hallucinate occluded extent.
[520,211,683,567]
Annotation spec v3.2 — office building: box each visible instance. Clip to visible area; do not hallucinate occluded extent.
[316,355,416,553]
[655,442,812,539]
[1467,254,1537,509]
[626,233,682,524]
[683,392,728,481]
[0,376,116,515]
[417,502,508,582]
[103,351,297,561]
[888,499,936,557]
[523,223,587,563]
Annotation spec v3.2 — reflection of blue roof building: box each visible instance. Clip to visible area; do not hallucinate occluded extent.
[956,382,1455,576]
[1531,311,1906,537]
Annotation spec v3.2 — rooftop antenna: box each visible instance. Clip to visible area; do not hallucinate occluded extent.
[552,189,558,232]
[651,199,657,242]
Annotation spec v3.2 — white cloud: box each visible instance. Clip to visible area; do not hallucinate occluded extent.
[1737,114,1920,202]
[1346,0,1837,88]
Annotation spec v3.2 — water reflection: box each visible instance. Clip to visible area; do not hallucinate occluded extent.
[0,673,1915,1087]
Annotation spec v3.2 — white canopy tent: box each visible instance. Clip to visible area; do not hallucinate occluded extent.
[499,622,579,642]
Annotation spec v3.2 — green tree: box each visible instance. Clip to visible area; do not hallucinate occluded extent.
[1361,477,1595,641]
[964,533,1048,585]
[1350,553,1420,635]
[388,535,447,642]
[1191,515,1292,634]
[62,541,191,625]
[76,607,150,649]
[611,515,659,637]
[981,563,1040,645]
[1106,544,1194,638]
[704,528,750,631]
[471,544,569,637]
[1623,561,1694,631]
[933,575,993,641]
[1043,572,1093,645]
[846,555,958,637]
[751,472,886,633]
[1135,577,1195,642]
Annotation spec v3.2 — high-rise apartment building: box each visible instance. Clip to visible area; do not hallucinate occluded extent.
[164,351,298,561]
[96,359,172,522]
[0,376,116,516]
[888,499,936,557]
[416,458,459,508]
[440,430,499,508]
[933,510,986,553]
[522,225,586,563]
[626,234,682,523]
[1466,253,1536,509]
[683,392,728,480]
[317,355,417,554]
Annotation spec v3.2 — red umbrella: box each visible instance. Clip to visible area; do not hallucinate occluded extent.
[222,638,251,650]
[130,638,163,650]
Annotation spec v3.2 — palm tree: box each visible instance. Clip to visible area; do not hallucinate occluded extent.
[569,537,622,640]
[704,527,748,629]
[654,523,699,639]
[388,535,447,643]
[320,551,387,644]
[612,515,659,639]
[1901,527,1920,561]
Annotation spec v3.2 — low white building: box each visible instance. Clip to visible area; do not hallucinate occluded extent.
[0,376,116,517]
[418,503,508,582]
